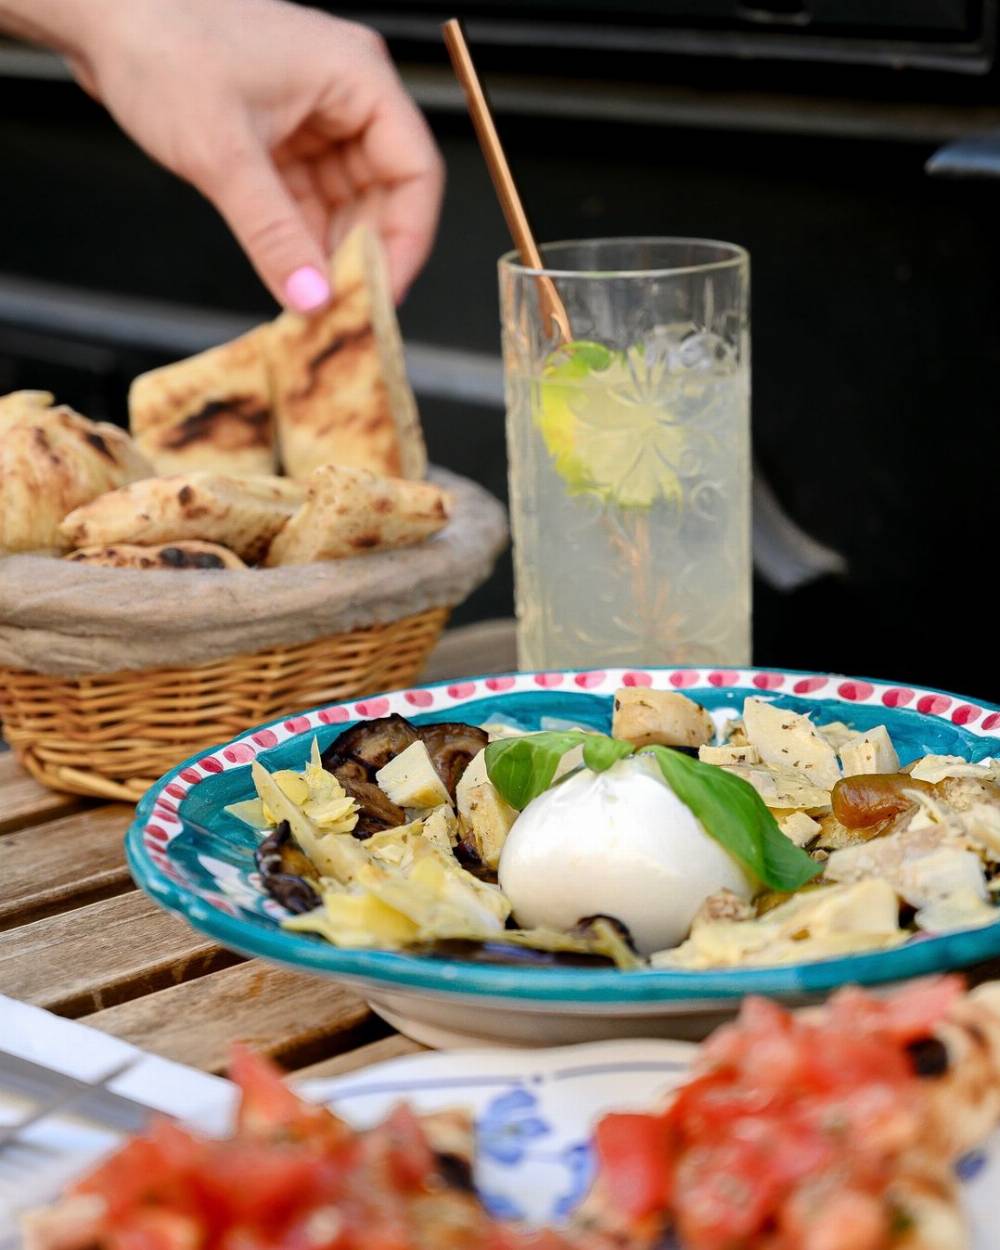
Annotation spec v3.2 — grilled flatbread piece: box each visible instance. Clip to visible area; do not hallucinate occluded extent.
[265,464,449,565]
[0,389,55,416]
[268,225,426,481]
[0,395,151,553]
[60,473,303,564]
[129,327,275,475]
[67,540,246,570]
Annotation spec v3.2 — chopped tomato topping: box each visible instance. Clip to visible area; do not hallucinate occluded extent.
[591,977,963,1250]
[592,1114,672,1218]
[60,1046,586,1250]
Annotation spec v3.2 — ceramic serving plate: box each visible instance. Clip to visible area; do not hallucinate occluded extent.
[127,666,1000,1047]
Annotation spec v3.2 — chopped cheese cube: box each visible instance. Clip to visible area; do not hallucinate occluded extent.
[743,698,841,789]
[376,741,452,810]
[463,781,518,870]
[776,810,821,847]
[839,726,900,776]
[612,688,714,749]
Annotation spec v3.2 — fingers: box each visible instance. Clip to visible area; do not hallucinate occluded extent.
[200,135,331,312]
[363,83,444,301]
[315,55,444,302]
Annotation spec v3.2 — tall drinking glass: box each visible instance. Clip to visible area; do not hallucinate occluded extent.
[499,238,750,671]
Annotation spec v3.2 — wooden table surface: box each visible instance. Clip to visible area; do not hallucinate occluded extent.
[0,750,424,1080]
[0,618,519,1080]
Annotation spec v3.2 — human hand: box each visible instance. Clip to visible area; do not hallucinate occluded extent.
[67,0,444,309]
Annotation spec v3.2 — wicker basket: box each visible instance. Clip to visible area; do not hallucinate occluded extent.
[0,607,448,802]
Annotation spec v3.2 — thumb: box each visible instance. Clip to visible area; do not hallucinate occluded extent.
[204,144,330,313]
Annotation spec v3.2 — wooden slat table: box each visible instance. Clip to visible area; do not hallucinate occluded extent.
[0,621,520,1075]
[0,751,423,1076]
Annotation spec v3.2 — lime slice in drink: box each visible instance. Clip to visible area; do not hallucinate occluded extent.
[535,340,686,510]
[535,340,612,494]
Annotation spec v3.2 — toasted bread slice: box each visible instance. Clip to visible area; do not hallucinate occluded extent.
[268,226,426,481]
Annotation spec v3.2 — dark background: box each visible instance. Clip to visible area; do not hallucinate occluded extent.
[0,1,998,699]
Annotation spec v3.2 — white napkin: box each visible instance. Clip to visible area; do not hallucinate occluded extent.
[0,996,233,1240]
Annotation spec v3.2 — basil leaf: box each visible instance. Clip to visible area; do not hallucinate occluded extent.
[485,731,589,810]
[582,735,635,773]
[642,746,821,892]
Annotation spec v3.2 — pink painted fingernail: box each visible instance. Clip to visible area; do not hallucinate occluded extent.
[284,265,330,312]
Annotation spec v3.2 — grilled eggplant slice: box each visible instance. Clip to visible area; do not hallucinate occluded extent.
[255,820,321,914]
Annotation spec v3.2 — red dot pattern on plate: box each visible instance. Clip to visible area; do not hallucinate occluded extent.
[622,671,652,688]
[917,694,952,716]
[223,743,256,765]
[284,716,311,733]
[180,767,203,785]
[535,673,564,688]
[793,677,828,695]
[405,690,434,708]
[165,783,186,800]
[318,707,349,724]
[154,797,176,815]
[448,682,476,699]
[252,730,279,748]
[753,672,785,691]
[882,688,914,708]
[952,704,981,726]
[575,671,607,689]
[199,755,223,774]
[356,697,390,718]
[983,713,1000,732]
[670,670,700,688]
[145,825,168,844]
[486,676,516,692]
[838,681,874,701]
[708,671,740,687]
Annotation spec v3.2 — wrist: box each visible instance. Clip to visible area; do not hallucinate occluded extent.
[0,0,147,83]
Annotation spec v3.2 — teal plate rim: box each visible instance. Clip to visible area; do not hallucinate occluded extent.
[126,664,1000,1005]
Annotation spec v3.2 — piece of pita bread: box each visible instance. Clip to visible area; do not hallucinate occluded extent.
[60,473,304,564]
[0,389,55,416]
[266,464,449,565]
[129,326,276,475]
[66,540,246,570]
[0,395,152,553]
[268,225,426,481]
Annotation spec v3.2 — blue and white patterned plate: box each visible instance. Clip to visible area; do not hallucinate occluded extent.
[308,1038,999,1245]
[126,666,1000,1046]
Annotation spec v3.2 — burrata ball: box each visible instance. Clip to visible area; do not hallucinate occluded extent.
[497,755,753,954]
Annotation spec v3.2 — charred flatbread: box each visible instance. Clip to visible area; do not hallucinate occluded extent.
[0,395,151,553]
[268,225,426,481]
[129,327,275,475]
[60,473,303,564]
[265,464,449,565]
[66,540,246,570]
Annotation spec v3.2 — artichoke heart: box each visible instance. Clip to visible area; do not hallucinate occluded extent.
[286,888,420,948]
[284,834,510,951]
[231,739,359,837]
[251,759,367,883]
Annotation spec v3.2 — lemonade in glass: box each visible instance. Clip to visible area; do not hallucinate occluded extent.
[499,238,750,671]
